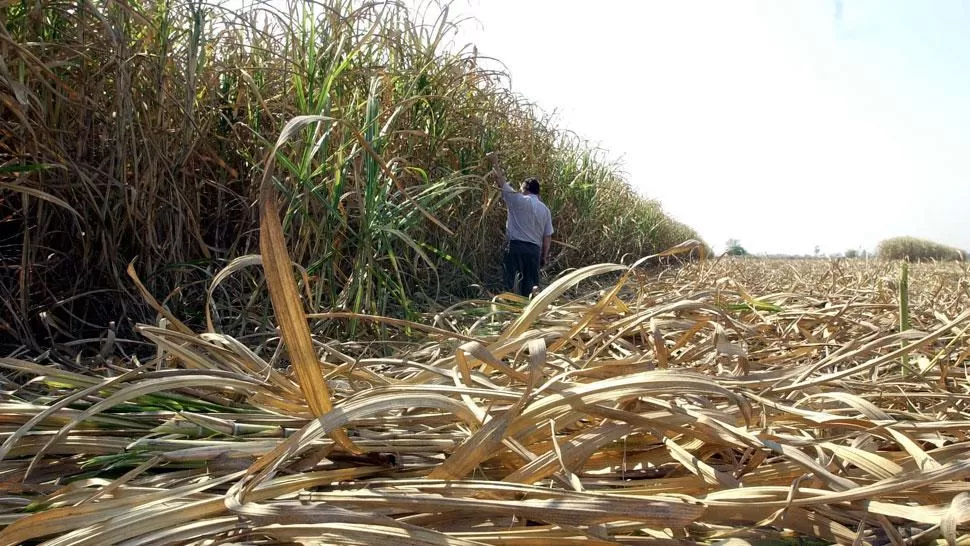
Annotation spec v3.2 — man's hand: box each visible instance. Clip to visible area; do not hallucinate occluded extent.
[486,152,507,188]
[486,151,500,167]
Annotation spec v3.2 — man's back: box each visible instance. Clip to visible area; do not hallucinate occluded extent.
[487,154,555,297]
[501,183,553,246]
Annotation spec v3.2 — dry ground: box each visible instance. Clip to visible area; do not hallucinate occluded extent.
[1,256,969,545]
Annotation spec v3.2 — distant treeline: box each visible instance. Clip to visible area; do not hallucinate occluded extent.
[729,237,966,261]
[875,237,967,262]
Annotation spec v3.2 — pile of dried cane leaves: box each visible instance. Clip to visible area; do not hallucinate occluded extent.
[2,254,970,546]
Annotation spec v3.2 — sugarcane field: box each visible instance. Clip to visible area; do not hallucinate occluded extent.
[2,1,970,545]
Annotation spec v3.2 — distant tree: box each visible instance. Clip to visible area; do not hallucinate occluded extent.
[814,245,821,258]
[876,236,964,261]
[845,249,859,259]
[725,238,748,256]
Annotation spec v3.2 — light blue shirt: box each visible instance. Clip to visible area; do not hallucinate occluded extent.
[501,182,553,246]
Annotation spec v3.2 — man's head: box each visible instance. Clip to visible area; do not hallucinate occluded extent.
[521,177,541,195]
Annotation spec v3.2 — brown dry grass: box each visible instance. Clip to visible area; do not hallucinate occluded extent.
[0,0,703,351]
[1,253,969,545]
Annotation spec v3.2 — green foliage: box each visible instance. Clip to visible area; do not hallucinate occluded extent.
[876,236,965,262]
[845,249,859,258]
[0,0,704,350]
[725,238,747,256]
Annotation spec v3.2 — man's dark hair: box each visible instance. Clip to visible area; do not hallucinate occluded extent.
[524,177,540,195]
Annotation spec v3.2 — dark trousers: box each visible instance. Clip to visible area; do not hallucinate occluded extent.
[503,240,541,297]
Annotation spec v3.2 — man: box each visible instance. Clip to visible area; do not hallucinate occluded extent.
[487,152,553,297]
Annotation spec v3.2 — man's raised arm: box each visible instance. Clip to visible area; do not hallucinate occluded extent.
[487,152,512,191]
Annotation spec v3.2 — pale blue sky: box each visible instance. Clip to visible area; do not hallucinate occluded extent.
[440,0,970,255]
